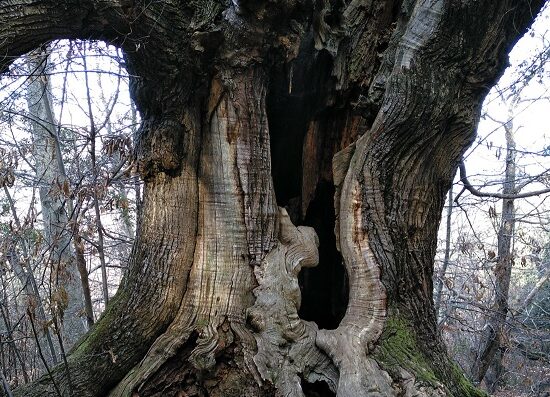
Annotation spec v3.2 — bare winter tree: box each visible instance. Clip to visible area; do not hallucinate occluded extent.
[24,48,88,348]
[0,1,546,396]
[469,107,518,390]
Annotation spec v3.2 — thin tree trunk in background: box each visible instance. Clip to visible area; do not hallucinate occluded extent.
[3,186,59,366]
[25,50,86,347]
[74,232,95,328]
[97,72,135,261]
[0,369,14,397]
[60,41,95,330]
[471,116,517,388]
[0,299,30,384]
[517,265,550,313]
[82,48,110,306]
[6,248,59,366]
[435,187,453,318]
[91,138,110,307]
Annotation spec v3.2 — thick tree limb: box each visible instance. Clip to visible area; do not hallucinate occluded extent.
[0,0,131,72]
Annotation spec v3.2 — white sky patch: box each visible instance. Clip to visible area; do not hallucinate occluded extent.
[464,4,550,193]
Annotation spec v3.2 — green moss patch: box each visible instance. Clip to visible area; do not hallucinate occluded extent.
[373,316,487,397]
[449,363,487,397]
[373,316,439,385]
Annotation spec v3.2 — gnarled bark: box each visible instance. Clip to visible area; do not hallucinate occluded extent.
[0,0,545,396]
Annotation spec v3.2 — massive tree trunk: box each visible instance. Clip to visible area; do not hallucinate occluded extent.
[0,1,544,396]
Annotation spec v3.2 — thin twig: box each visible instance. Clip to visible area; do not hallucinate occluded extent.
[27,311,63,397]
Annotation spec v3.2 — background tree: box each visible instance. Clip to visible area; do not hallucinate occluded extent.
[24,47,87,347]
[435,16,550,395]
[0,40,137,390]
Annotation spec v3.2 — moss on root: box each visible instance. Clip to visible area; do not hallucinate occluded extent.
[373,316,440,386]
[373,316,487,397]
[448,363,487,397]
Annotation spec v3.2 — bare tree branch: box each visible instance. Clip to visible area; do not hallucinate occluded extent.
[458,161,550,199]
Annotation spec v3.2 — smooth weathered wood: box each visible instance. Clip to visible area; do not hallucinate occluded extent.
[110,70,279,395]
[249,208,337,397]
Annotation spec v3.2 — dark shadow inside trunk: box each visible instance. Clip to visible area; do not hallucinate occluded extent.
[300,376,336,397]
[267,48,348,330]
[300,181,348,329]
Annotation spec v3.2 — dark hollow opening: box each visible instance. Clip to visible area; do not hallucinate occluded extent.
[299,181,348,329]
[300,376,336,397]
[267,40,348,330]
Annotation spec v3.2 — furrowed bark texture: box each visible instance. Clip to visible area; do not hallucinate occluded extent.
[0,0,544,396]
[14,104,203,396]
[111,70,279,395]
